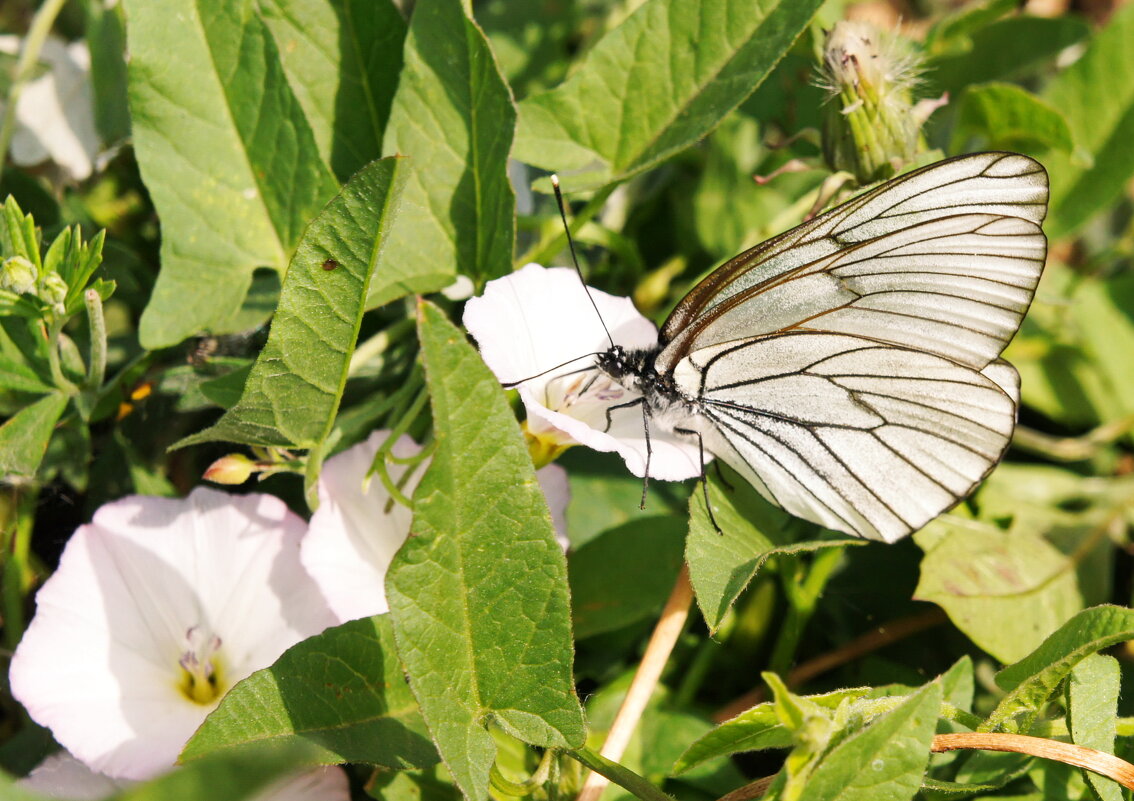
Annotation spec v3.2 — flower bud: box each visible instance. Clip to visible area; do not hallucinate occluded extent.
[0,256,38,294]
[37,272,68,309]
[203,453,256,485]
[817,21,924,184]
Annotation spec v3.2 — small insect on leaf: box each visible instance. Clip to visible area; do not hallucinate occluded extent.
[322,258,339,271]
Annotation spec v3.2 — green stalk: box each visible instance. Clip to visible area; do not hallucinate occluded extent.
[768,547,845,678]
[84,288,107,390]
[2,486,39,654]
[516,183,618,268]
[565,748,675,801]
[0,0,69,165]
[44,317,79,395]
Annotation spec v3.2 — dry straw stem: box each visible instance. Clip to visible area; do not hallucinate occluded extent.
[931,732,1134,789]
[576,564,695,801]
[711,732,1134,801]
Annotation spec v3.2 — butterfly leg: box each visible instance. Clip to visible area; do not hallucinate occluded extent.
[601,397,653,509]
[675,426,721,535]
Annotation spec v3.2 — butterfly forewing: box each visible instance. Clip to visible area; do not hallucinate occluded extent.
[656,152,1048,372]
[654,152,1047,541]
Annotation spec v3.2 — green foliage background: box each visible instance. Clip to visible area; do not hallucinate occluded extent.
[2,0,1134,800]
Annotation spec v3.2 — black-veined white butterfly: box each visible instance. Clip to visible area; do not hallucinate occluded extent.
[587,151,1048,542]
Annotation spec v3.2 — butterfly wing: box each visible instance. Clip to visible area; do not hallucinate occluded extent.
[675,332,1020,541]
[656,152,1048,372]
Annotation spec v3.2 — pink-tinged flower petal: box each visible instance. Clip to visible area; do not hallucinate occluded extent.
[463,263,704,481]
[19,752,348,801]
[301,431,424,622]
[536,463,571,551]
[9,488,337,781]
[301,431,573,622]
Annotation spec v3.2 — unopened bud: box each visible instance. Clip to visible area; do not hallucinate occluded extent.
[0,256,37,294]
[817,21,925,184]
[204,453,257,485]
[38,272,68,308]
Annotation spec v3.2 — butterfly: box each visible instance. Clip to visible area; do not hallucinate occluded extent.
[589,151,1048,542]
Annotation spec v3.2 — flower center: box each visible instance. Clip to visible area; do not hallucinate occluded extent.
[176,626,226,705]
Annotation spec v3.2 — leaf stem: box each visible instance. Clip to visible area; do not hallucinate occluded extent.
[566,747,675,801]
[768,547,844,678]
[576,564,693,801]
[44,317,79,395]
[0,0,69,164]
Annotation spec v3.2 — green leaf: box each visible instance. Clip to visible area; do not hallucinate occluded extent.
[569,515,685,639]
[1043,4,1134,238]
[928,15,1089,98]
[85,1,131,144]
[951,83,1073,155]
[259,0,406,182]
[924,0,1021,55]
[565,747,673,801]
[126,0,340,347]
[0,392,68,479]
[985,606,1134,733]
[913,516,1084,664]
[0,352,52,393]
[176,157,405,449]
[1069,272,1134,421]
[110,742,325,801]
[375,0,515,305]
[1067,654,1123,801]
[513,0,824,189]
[386,300,585,801]
[674,687,872,773]
[182,616,437,770]
[687,468,862,633]
[793,681,942,801]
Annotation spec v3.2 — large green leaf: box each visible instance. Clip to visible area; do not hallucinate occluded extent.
[985,605,1134,733]
[950,82,1073,155]
[1066,654,1123,801]
[127,0,340,347]
[687,468,862,633]
[1043,4,1134,237]
[513,0,823,189]
[0,392,68,479]
[913,515,1085,663]
[182,617,437,770]
[259,0,406,182]
[386,301,585,801]
[176,157,405,449]
[374,0,515,305]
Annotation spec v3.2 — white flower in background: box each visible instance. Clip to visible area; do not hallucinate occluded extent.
[0,35,100,181]
[301,430,572,623]
[19,752,348,801]
[462,262,703,481]
[301,431,426,622]
[8,488,337,781]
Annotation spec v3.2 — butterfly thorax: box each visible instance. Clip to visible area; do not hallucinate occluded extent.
[596,345,698,419]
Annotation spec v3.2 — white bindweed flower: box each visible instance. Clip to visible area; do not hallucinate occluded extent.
[19,752,348,801]
[0,35,100,181]
[9,488,337,781]
[462,263,703,481]
[301,430,572,623]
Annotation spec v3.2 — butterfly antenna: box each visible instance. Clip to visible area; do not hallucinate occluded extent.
[551,174,615,350]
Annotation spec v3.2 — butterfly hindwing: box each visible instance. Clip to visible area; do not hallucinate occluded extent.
[673,332,1020,541]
